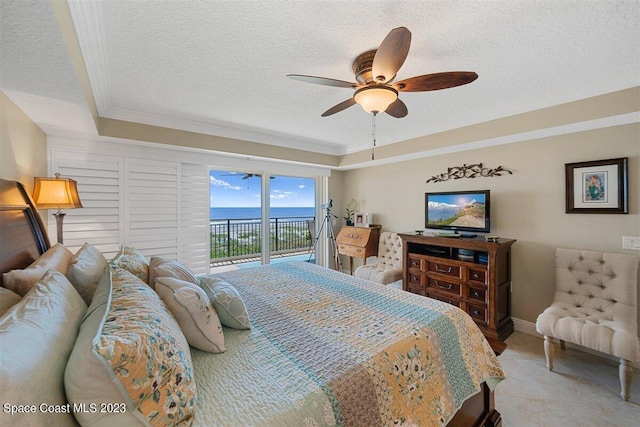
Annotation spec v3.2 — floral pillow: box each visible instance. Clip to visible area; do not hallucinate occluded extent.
[65,266,196,427]
[109,244,149,284]
[155,276,226,353]
[199,276,251,330]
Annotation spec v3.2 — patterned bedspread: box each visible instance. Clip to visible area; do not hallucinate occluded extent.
[191,261,504,427]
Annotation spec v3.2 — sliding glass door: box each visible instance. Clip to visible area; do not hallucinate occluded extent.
[209,170,316,271]
[268,175,316,264]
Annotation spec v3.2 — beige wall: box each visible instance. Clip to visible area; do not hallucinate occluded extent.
[339,123,640,327]
[0,91,47,193]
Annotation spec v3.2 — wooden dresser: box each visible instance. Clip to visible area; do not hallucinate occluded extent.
[399,233,516,354]
[336,225,381,274]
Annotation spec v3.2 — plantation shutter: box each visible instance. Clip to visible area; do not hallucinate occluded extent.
[125,158,179,259]
[180,163,210,275]
[49,152,123,258]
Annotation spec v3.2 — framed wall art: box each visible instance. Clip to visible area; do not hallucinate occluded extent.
[565,157,628,214]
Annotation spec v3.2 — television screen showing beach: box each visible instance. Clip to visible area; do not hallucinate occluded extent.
[427,194,486,228]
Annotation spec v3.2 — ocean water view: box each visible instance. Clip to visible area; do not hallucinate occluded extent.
[210,207,315,221]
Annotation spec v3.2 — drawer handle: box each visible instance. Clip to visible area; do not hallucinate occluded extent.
[472,309,480,316]
[435,281,453,290]
[472,273,481,279]
[434,265,453,273]
[472,290,481,298]
[355,248,362,253]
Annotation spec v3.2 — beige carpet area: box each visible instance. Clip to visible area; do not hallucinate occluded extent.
[496,332,639,426]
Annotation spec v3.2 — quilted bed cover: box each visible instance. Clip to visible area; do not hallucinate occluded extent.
[191,261,504,427]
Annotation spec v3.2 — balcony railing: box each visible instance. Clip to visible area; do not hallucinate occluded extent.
[210,216,315,262]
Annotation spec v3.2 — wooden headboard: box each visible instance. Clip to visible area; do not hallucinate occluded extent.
[0,179,51,284]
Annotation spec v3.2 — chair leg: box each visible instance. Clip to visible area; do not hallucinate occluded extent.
[560,339,565,350]
[543,336,554,371]
[620,359,632,401]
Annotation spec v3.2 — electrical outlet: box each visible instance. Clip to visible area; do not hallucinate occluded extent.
[622,236,640,250]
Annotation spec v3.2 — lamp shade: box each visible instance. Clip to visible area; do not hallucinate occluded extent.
[33,174,83,210]
[354,86,398,114]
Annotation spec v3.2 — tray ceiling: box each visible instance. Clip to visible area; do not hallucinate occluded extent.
[1,0,638,157]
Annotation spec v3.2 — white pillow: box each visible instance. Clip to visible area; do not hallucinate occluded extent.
[0,287,21,317]
[155,276,226,353]
[2,244,74,296]
[199,276,251,329]
[65,242,108,305]
[148,256,198,289]
[0,270,87,427]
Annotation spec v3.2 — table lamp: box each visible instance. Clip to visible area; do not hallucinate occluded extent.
[33,173,83,244]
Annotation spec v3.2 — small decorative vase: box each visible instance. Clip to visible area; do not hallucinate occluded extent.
[346,220,354,226]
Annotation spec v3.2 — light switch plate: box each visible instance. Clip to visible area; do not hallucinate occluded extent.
[622,236,640,250]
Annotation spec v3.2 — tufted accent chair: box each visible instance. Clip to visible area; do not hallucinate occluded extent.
[536,248,639,400]
[354,232,403,285]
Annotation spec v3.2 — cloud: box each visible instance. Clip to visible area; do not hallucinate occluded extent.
[210,176,242,191]
[297,185,306,189]
[270,191,295,200]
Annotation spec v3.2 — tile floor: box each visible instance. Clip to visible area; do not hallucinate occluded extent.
[497,332,639,426]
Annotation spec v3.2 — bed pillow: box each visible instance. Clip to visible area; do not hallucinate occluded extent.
[199,276,251,329]
[148,256,198,290]
[65,266,196,427]
[109,244,149,284]
[155,276,226,353]
[0,270,87,427]
[65,242,108,305]
[2,243,74,296]
[0,287,21,317]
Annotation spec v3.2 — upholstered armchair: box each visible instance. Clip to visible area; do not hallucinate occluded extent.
[355,232,402,285]
[536,248,640,400]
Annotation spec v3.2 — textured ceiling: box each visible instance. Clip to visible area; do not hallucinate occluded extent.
[1,0,639,156]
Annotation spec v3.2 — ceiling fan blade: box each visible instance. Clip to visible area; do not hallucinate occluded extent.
[395,71,478,92]
[385,98,408,118]
[287,74,357,88]
[371,27,412,83]
[321,98,357,117]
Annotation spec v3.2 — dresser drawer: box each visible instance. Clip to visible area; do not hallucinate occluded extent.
[466,304,487,325]
[408,272,426,287]
[427,261,461,279]
[338,244,365,258]
[468,286,486,303]
[427,278,461,297]
[408,256,425,272]
[427,292,461,308]
[407,282,426,296]
[468,268,487,283]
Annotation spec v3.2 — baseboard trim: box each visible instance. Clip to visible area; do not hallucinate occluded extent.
[511,317,640,369]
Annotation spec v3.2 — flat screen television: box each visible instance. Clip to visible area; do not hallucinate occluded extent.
[425,190,490,234]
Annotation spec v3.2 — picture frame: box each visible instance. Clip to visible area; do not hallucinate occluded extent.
[565,157,628,214]
[353,212,369,227]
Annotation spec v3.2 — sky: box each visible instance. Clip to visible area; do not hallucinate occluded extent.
[209,170,315,207]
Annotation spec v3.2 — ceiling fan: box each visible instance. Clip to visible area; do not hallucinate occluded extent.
[221,173,274,180]
[287,27,478,118]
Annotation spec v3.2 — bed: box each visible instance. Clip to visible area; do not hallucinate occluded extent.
[0,178,504,427]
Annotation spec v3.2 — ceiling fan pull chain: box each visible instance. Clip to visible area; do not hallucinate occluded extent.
[371,112,377,160]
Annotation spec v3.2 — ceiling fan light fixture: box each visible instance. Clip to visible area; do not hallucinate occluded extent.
[354,86,398,114]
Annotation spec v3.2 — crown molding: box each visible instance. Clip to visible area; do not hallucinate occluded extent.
[67,0,111,115]
[101,106,345,156]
